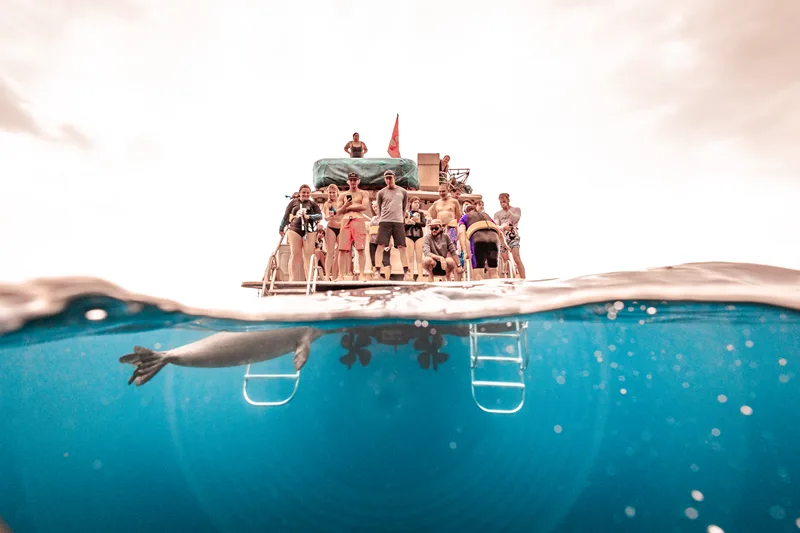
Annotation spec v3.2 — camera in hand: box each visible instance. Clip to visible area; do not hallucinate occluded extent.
[507,223,517,240]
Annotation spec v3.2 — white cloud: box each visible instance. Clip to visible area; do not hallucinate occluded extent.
[1,0,798,305]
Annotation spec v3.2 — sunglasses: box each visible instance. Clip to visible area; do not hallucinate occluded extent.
[430,225,443,230]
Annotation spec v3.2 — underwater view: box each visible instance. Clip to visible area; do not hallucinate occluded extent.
[1,263,799,533]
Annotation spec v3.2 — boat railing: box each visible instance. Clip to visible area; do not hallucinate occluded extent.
[260,227,288,297]
[505,252,519,279]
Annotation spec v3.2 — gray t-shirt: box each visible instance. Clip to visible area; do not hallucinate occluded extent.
[423,231,456,258]
[376,186,408,223]
[494,207,521,228]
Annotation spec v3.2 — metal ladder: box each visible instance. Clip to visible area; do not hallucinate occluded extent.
[245,254,317,406]
[469,320,530,414]
[242,365,300,407]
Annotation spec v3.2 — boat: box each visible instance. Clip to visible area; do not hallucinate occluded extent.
[240,152,521,298]
[237,152,528,414]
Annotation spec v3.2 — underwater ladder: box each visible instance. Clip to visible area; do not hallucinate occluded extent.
[242,317,530,415]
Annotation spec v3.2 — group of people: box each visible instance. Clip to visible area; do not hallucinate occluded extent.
[278,171,526,283]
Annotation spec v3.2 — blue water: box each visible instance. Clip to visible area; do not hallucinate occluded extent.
[1,295,799,533]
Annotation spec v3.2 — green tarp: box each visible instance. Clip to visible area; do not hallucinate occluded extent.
[313,158,419,190]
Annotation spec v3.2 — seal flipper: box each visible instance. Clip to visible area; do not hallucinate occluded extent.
[119,346,170,386]
[293,331,314,371]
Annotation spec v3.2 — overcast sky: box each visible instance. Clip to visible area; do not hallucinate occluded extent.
[1,0,798,305]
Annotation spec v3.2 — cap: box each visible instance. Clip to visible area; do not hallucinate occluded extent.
[347,172,359,179]
[383,170,396,177]
[429,218,443,226]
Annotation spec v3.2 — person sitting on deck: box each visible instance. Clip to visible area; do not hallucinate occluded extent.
[373,170,411,281]
[422,218,457,281]
[439,155,450,177]
[314,225,327,277]
[458,204,504,280]
[279,184,322,282]
[335,172,369,281]
[344,132,368,158]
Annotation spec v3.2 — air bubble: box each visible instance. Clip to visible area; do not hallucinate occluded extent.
[646,307,657,315]
[554,425,563,434]
[685,507,699,520]
[85,309,107,321]
[717,394,728,403]
[624,506,635,518]
[770,506,786,520]
[740,405,753,416]
[692,490,704,501]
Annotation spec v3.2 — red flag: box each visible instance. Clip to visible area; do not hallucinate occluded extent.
[387,114,400,158]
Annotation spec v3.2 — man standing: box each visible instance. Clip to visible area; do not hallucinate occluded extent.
[494,192,526,279]
[336,172,370,280]
[373,170,411,280]
[428,183,463,278]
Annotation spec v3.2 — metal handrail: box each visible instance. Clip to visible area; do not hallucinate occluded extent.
[306,253,319,295]
[261,227,288,296]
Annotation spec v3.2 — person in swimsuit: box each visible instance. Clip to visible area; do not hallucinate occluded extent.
[279,184,322,281]
[428,183,462,279]
[278,191,300,239]
[404,196,426,281]
[322,184,342,281]
[458,204,504,280]
[344,132,368,158]
[494,192,526,279]
[336,172,369,280]
[367,200,391,275]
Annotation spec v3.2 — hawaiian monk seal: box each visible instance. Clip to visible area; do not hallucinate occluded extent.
[120,327,323,386]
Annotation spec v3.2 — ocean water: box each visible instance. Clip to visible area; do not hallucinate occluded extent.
[1,263,800,533]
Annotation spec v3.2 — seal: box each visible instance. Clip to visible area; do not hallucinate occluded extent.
[119,327,323,386]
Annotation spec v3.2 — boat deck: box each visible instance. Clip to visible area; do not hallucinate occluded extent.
[241,278,472,294]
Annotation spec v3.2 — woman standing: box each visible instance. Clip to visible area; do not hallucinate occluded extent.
[322,184,342,281]
[404,197,426,280]
[279,184,323,281]
[344,132,368,158]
